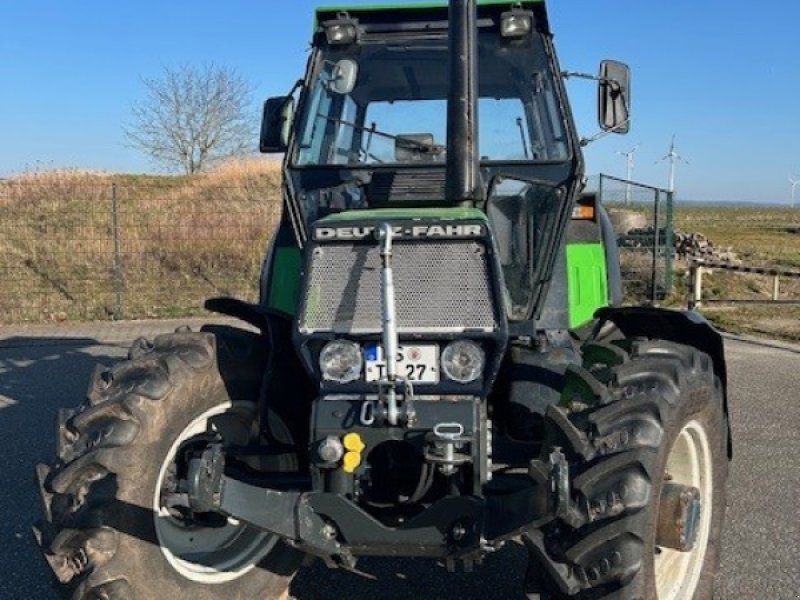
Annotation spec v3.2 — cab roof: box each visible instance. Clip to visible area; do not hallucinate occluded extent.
[314,1,549,35]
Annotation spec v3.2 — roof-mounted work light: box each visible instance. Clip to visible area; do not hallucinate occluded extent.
[500,8,533,38]
[324,14,359,46]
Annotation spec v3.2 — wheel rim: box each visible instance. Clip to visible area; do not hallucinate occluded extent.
[654,420,713,599]
[154,402,278,583]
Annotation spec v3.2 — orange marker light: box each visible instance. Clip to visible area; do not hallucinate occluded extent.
[572,205,596,220]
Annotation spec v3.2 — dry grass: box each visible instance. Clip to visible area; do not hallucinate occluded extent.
[675,205,800,268]
[669,204,800,341]
[699,305,800,341]
[0,159,282,323]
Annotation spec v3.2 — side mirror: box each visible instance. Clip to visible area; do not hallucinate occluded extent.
[598,60,631,134]
[323,59,359,95]
[260,96,295,154]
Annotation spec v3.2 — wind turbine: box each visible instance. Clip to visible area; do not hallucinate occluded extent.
[618,144,641,204]
[656,134,689,194]
[789,175,800,208]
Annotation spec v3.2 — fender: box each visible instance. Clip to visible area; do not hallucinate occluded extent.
[594,306,732,458]
[205,296,293,333]
[205,297,313,454]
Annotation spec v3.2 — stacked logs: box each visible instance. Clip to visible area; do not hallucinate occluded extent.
[673,231,739,263]
[617,228,740,264]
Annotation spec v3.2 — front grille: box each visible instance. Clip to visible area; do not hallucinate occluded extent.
[301,240,498,334]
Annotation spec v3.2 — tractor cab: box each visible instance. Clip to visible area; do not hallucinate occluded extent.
[261,1,628,328]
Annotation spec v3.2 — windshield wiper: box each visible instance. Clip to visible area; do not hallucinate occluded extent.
[317,114,446,157]
[516,117,530,160]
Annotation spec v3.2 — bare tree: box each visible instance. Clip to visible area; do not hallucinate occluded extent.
[125,64,255,174]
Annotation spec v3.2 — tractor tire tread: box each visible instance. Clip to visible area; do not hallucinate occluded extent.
[526,337,724,599]
[34,328,299,600]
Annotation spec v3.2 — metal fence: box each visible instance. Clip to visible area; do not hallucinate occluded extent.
[0,174,674,324]
[0,179,281,324]
[587,174,675,304]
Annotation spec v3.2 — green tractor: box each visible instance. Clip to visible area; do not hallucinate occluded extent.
[35,1,731,598]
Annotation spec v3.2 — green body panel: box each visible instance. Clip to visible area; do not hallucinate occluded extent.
[566,242,609,328]
[268,211,610,326]
[267,246,303,315]
[315,0,543,28]
[318,206,488,223]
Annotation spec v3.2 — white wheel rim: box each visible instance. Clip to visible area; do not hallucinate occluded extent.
[654,420,713,599]
[153,402,278,583]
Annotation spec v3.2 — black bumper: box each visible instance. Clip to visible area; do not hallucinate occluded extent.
[211,474,552,564]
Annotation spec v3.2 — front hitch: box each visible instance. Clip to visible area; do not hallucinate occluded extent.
[183,444,554,564]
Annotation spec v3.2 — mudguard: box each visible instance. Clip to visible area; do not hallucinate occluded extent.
[205,296,314,453]
[593,306,732,457]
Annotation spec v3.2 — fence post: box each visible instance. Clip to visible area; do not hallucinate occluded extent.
[651,189,661,305]
[772,275,781,301]
[111,183,124,320]
[690,264,704,309]
[664,189,674,298]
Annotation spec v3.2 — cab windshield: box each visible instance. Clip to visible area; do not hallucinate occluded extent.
[294,32,569,167]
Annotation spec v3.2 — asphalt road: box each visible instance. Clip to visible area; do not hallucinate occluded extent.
[1,321,798,599]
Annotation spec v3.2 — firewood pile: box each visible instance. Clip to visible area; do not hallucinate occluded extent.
[617,228,740,264]
[673,231,740,263]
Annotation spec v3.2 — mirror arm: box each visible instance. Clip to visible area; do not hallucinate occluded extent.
[580,93,631,146]
[289,78,304,96]
[279,80,304,149]
[579,120,630,147]
[562,71,622,90]
[562,70,596,81]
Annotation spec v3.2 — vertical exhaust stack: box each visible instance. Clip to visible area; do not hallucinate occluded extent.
[446,0,482,206]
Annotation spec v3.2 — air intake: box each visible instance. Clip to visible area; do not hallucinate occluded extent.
[301,238,498,334]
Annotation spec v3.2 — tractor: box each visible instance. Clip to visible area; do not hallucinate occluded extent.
[35,1,730,598]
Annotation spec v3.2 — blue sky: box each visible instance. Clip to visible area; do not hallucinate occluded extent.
[1,0,799,202]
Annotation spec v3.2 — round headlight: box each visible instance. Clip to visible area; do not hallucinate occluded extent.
[441,341,485,384]
[320,341,363,383]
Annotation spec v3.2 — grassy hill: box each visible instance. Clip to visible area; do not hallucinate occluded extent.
[0,159,282,323]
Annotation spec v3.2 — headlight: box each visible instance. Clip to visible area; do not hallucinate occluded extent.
[320,341,363,383]
[441,341,485,384]
[500,9,533,39]
[325,19,359,45]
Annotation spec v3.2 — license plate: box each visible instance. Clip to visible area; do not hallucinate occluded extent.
[364,344,439,384]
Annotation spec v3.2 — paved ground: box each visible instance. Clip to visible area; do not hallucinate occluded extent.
[1,319,798,599]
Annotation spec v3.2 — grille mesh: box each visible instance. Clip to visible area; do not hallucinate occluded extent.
[302,240,497,334]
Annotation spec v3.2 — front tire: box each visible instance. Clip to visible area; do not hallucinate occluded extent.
[34,327,302,599]
[526,338,728,599]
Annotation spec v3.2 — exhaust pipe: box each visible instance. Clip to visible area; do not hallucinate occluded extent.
[446,0,482,206]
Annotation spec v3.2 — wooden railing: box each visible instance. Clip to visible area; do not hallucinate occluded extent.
[689,259,800,308]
